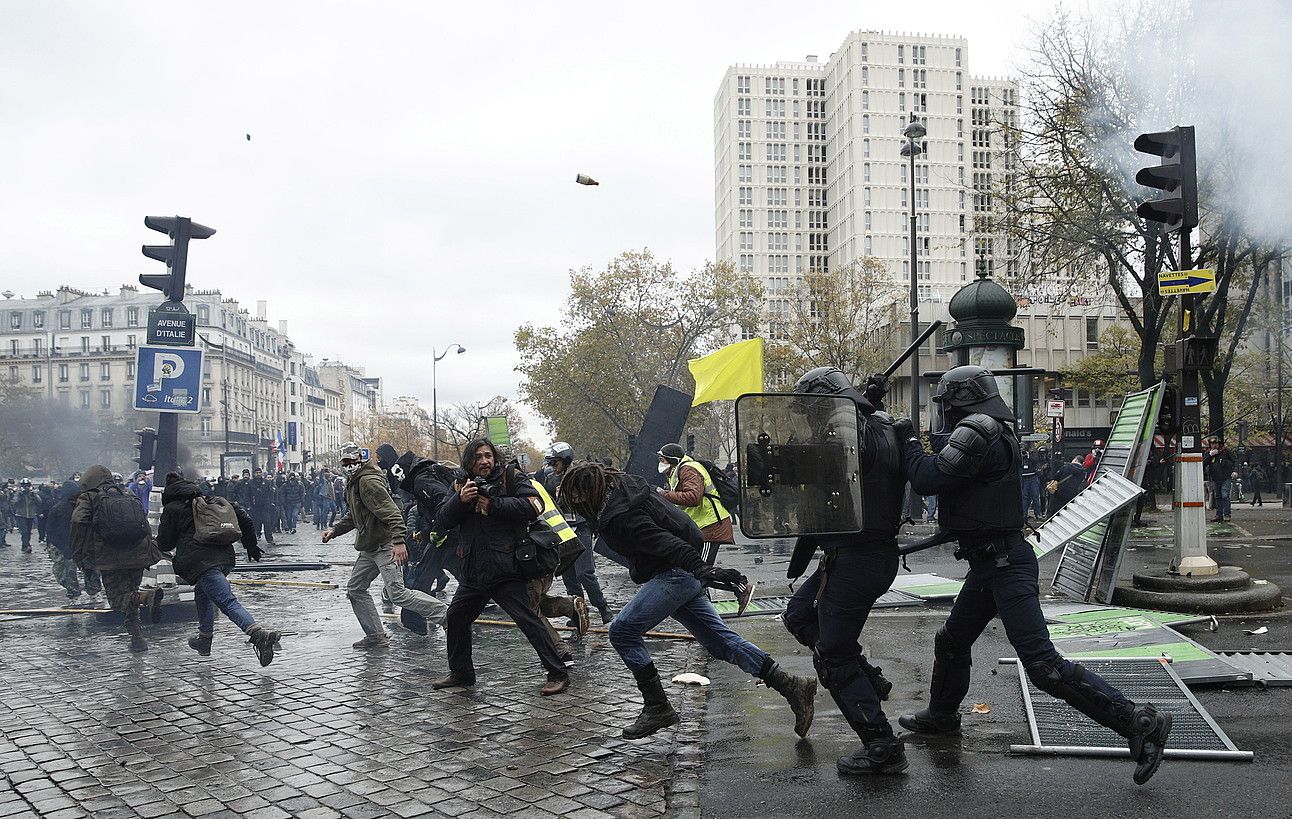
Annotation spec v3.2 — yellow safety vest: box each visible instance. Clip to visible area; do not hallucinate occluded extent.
[668,457,731,530]
[530,482,578,545]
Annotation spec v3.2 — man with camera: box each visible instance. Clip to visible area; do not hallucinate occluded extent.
[323,442,448,649]
[432,439,571,696]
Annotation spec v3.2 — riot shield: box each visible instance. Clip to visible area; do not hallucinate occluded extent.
[735,393,864,538]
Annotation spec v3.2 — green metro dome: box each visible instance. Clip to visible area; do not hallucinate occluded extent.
[942,269,1024,353]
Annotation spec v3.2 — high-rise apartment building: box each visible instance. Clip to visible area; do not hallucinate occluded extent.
[714,32,1019,331]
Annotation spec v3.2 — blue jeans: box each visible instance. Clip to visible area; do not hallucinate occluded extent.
[925,494,938,521]
[1214,479,1232,518]
[194,568,257,634]
[562,526,609,611]
[609,568,768,675]
[1022,476,1044,519]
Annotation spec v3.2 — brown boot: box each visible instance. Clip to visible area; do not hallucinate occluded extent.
[124,593,148,653]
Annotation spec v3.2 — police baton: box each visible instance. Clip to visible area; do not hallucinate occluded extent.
[882,319,944,379]
[898,528,957,556]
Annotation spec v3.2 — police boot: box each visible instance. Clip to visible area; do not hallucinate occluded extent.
[124,594,148,654]
[897,707,961,734]
[761,659,817,738]
[860,655,893,701]
[188,632,213,656]
[1127,704,1172,785]
[623,664,680,740]
[246,625,281,667]
[837,727,909,776]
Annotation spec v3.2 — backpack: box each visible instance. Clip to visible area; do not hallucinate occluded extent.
[695,458,740,516]
[192,496,243,546]
[92,485,152,548]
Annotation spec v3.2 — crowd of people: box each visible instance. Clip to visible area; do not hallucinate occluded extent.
[5,364,1187,786]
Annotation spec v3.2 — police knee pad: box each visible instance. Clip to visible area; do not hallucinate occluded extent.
[782,612,816,648]
[933,626,967,665]
[813,649,862,692]
[1024,656,1066,696]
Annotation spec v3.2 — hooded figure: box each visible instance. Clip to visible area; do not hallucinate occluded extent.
[46,480,102,602]
[70,465,163,652]
[157,474,281,665]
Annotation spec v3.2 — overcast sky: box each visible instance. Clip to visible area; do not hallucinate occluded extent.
[1,0,1047,444]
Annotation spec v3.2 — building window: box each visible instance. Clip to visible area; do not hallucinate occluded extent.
[739,254,753,273]
[860,42,868,62]
[58,363,68,383]
[100,363,111,380]
[737,97,750,117]
[80,308,92,329]
[897,44,904,64]
[101,308,113,327]
[80,336,90,354]
[197,304,209,325]
[861,66,869,85]
[127,362,135,379]
[127,334,136,349]
[59,310,71,330]
[7,366,17,384]
[899,93,905,112]
[739,232,753,250]
[79,390,90,409]
[738,187,753,206]
[739,142,751,161]
[8,340,15,356]
[955,47,962,67]
[863,163,870,182]
[101,335,111,351]
[100,390,111,409]
[127,306,140,326]
[33,311,44,329]
[862,114,870,134]
[861,91,869,110]
[79,363,90,382]
[898,68,904,88]
[201,416,213,435]
[9,312,20,330]
[1087,318,1100,348]
[32,364,42,383]
[737,120,751,139]
[736,75,750,94]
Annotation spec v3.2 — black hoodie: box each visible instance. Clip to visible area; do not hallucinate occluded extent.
[158,478,256,585]
[597,473,708,584]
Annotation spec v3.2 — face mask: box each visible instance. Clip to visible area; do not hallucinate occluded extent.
[657,462,672,474]
[342,463,361,476]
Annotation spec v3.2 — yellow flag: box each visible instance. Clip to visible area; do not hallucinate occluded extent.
[688,338,765,406]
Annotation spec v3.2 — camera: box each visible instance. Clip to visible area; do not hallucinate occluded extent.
[471,475,505,499]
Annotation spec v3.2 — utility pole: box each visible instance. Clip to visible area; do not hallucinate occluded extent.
[138,215,214,476]
[901,112,928,520]
[1134,126,1214,575]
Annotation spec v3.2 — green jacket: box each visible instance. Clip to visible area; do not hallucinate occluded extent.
[331,462,405,552]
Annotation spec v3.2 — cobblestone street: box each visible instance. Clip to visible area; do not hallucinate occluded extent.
[0,535,711,818]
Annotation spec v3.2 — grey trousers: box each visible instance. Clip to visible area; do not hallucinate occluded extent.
[347,545,448,636]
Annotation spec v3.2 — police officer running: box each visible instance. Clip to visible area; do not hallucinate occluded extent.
[781,368,909,776]
[895,365,1171,785]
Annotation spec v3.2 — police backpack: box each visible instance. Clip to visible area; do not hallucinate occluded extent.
[192,496,243,546]
[92,485,152,548]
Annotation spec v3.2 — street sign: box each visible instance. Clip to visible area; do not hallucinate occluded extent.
[1157,268,1215,297]
[147,302,196,346]
[133,345,203,414]
[1053,419,1064,443]
[1047,400,1066,418]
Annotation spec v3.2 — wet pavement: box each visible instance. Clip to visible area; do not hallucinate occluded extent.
[0,529,710,818]
[699,501,1292,818]
[2,497,1290,817]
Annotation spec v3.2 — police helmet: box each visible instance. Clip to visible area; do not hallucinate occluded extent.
[545,442,574,465]
[931,365,1015,424]
[794,366,854,395]
[18,478,32,487]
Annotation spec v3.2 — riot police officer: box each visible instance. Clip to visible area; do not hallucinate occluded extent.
[895,365,1171,785]
[781,367,909,776]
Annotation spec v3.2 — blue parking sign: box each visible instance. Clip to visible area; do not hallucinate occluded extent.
[133,345,204,414]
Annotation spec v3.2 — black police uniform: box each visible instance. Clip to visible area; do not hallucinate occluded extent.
[898,365,1171,785]
[781,369,908,775]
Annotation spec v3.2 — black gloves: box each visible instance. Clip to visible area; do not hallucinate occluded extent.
[893,418,917,443]
[246,543,264,562]
[864,373,891,407]
[697,566,747,588]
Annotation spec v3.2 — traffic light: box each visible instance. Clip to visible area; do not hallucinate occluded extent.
[1157,385,1180,436]
[1048,387,1073,402]
[1133,126,1198,233]
[140,216,216,301]
[686,433,696,454]
[135,427,158,471]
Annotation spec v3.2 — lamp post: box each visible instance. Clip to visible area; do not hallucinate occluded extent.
[432,344,466,460]
[901,112,927,519]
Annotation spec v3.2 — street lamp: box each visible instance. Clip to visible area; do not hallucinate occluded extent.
[432,344,466,460]
[901,112,927,519]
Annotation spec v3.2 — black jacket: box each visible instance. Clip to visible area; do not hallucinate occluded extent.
[45,481,80,558]
[250,477,277,513]
[435,464,539,585]
[597,473,708,585]
[157,479,257,585]
[282,479,305,505]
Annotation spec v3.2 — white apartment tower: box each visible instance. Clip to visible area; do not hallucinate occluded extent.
[715,32,1019,332]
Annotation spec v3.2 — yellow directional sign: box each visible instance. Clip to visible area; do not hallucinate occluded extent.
[1158,268,1215,296]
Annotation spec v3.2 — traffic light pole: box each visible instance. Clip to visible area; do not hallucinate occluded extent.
[1173,228,1218,575]
[155,413,179,477]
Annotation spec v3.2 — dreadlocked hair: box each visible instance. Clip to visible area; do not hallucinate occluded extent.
[557,460,619,525]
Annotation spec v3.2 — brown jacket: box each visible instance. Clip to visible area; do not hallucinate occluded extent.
[70,465,163,572]
[662,462,733,544]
